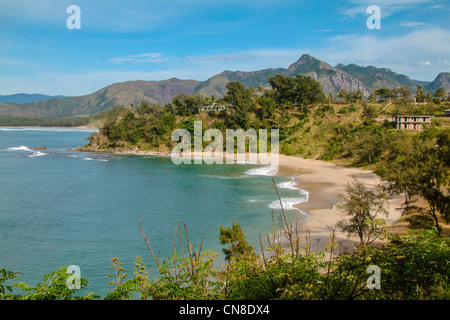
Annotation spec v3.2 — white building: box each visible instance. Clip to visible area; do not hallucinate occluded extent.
[391,115,431,130]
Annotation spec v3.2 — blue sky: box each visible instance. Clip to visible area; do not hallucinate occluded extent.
[0,0,449,96]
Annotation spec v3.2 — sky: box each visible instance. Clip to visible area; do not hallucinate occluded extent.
[0,0,449,96]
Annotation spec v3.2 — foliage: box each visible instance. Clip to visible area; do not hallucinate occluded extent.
[345,125,387,165]
[223,81,253,129]
[144,251,220,300]
[2,267,98,300]
[369,229,450,299]
[376,130,423,205]
[416,128,450,235]
[416,85,427,103]
[336,179,390,246]
[377,127,450,235]
[2,216,449,300]
[0,269,22,297]
[269,74,325,107]
[337,89,364,103]
[392,86,413,104]
[100,101,176,149]
[168,93,207,115]
[219,222,256,262]
[374,88,392,101]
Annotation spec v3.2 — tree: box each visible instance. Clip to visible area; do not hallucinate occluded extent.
[361,103,379,119]
[223,81,253,129]
[416,129,450,236]
[219,222,255,262]
[337,89,349,102]
[268,74,325,107]
[415,85,427,103]
[426,90,433,103]
[434,87,446,101]
[378,127,449,235]
[374,88,392,102]
[350,90,364,102]
[258,95,277,120]
[347,127,386,164]
[392,86,412,104]
[336,179,389,246]
[292,74,326,106]
[378,131,422,206]
[171,93,206,115]
[268,74,297,105]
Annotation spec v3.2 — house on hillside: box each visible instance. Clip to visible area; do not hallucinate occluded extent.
[199,103,229,112]
[391,115,431,130]
[444,109,450,117]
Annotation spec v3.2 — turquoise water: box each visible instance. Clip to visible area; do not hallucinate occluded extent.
[0,127,309,297]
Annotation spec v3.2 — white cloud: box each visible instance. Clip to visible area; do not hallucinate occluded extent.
[186,54,247,62]
[109,53,169,63]
[341,6,370,18]
[400,21,432,27]
[311,27,450,80]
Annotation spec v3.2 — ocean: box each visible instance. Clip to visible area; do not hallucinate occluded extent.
[0,127,309,297]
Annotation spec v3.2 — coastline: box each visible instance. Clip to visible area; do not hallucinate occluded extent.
[0,125,99,131]
[76,145,406,255]
[276,154,405,255]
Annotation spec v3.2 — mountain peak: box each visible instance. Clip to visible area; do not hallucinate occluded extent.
[436,72,450,78]
[428,72,450,91]
[296,54,317,64]
[285,54,334,76]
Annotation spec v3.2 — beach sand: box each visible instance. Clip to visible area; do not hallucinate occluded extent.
[168,151,406,255]
[275,154,405,255]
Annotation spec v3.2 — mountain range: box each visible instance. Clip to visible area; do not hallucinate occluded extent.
[0,54,448,118]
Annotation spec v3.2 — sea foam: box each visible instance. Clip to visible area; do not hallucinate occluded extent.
[267,197,308,211]
[277,179,298,190]
[244,165,278,176]
[270,178,310,211]
[83,157,108,162]
[5,146,33,152]
[2,145,47,157]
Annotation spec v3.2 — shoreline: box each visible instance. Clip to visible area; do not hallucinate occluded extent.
[0,125,99,131]
[275,154,405,255]
[76,147,406,255]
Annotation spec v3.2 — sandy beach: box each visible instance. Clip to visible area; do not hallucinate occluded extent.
[150,150,406,254]
[275,154,405,255]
